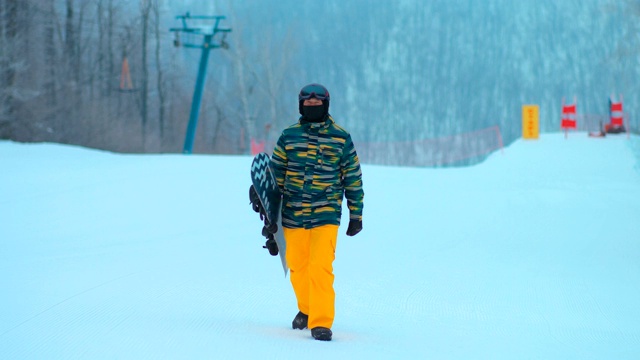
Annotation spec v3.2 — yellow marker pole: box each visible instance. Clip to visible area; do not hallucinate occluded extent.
[522,105,539,139]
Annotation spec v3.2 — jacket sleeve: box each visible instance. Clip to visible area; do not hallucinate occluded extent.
[341,135,364,221]
[270,134,287,192]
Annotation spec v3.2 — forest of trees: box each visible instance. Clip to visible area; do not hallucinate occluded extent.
[1,0,163,152]
[1,0,638,162]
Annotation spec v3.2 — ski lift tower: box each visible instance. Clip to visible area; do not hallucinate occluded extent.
[170,13,231,154]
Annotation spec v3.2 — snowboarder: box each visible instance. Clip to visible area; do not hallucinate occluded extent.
[270,83,364,341]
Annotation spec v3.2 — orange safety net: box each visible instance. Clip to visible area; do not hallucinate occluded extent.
[251,138,265,155]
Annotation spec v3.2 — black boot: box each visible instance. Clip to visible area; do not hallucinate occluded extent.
[292,311,308,330]
[311,327,332,341]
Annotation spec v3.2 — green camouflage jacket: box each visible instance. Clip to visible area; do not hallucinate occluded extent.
[271,116,364,229]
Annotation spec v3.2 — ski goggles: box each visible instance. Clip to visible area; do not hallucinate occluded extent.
[299,84,330,101]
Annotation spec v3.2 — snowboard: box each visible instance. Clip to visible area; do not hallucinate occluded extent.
[250,152,288,276]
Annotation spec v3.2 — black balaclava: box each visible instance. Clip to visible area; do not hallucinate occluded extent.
[301,103,327,122]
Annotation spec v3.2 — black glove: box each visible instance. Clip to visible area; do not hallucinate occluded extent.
[346,219,362,236]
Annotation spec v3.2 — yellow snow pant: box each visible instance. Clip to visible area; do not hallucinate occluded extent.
[283,224,339,329]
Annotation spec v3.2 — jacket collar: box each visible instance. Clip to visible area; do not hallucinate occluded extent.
[299,114,333,129]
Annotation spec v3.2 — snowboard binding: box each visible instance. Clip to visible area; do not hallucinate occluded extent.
[250,185,278,233]
[249,185,266,218]
[250,185,279,256]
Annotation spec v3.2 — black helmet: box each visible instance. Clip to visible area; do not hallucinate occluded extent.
[298,83,330,115]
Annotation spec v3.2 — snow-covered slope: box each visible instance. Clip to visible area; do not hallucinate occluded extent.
[1,134,639,359]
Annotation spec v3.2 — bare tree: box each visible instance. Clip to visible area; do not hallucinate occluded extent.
[0,0,19,138]
[64,0,77,84]
[139,0,151,148]
[152,0,166,142]
[223,18,299,154]
[107,0,116,96]
[257,29,298,149]
[226,28,257,154]
[96,0,107,96]
[43,0,57,107]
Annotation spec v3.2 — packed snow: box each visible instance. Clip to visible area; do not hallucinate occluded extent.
[1,133,639,359]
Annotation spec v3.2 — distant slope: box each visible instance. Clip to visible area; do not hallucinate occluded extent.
[0,134,639,359]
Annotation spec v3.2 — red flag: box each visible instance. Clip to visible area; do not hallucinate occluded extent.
[561,104,577,129]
